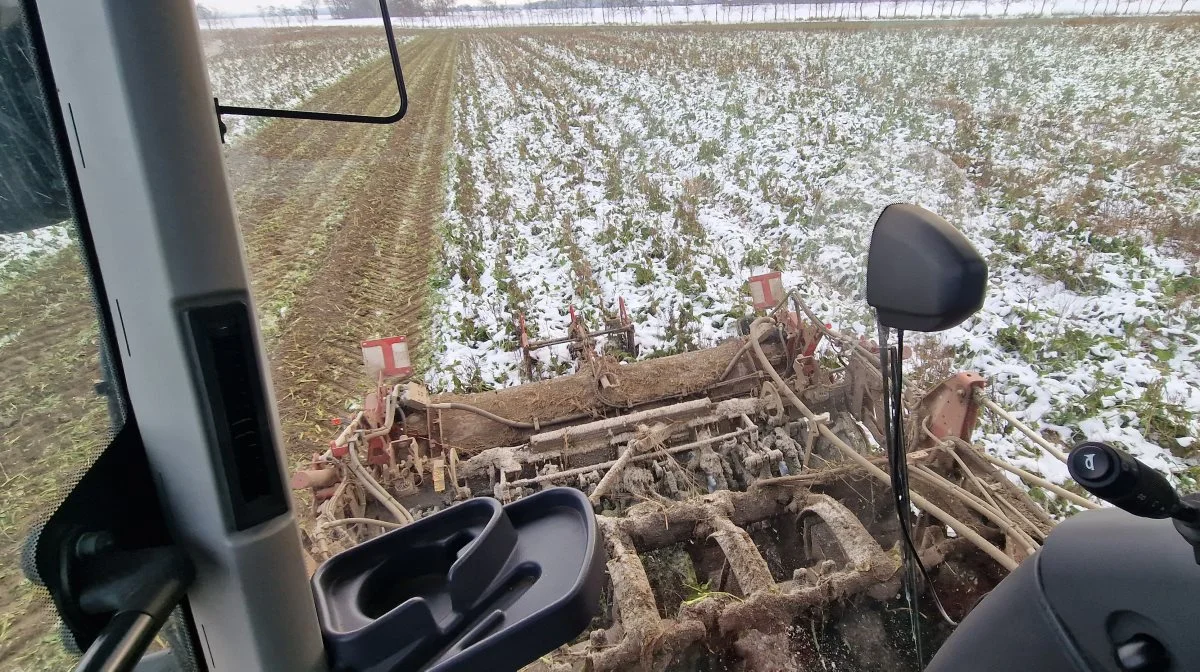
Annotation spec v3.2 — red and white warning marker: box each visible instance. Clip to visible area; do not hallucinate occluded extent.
[361,335,413,378]
[748,271,784,311]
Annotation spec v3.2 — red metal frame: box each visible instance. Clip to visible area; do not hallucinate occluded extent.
[366,437,391,466]
[361,335,413,378]
[916,372,988,448]
[516,298,636,379]
[749,271,784,311]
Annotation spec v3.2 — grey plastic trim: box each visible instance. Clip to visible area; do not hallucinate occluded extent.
[35,1,326,670]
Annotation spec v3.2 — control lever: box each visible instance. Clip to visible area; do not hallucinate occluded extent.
[1068,441,1200,563]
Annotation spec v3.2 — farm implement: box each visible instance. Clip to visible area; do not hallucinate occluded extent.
[294,289,1082,670]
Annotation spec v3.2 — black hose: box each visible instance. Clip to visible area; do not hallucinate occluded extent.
[882,328,957,666]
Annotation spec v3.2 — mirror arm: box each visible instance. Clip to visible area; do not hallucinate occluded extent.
[213,0,408,142]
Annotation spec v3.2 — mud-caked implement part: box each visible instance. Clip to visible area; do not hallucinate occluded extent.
[300,295,1070,670]
[530,475,1010,672]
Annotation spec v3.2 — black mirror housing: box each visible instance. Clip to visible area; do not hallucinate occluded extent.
[866,204,987,332]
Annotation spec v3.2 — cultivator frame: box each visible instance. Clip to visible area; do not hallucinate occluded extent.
[517,297,636,379]
[296,289,1090,670]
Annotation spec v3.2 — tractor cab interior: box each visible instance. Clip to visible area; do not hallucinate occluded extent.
[2,2,1198,671]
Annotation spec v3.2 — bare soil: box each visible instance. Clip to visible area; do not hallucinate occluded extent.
[232,34,461,459]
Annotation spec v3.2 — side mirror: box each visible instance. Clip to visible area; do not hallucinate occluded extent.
[866,204,987,332]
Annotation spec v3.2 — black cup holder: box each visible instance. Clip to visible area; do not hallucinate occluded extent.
[312,488,605,672]
[355,532,471,621]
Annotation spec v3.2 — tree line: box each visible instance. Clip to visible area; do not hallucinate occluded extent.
[196,0,1193,28]
[196,1,321,27]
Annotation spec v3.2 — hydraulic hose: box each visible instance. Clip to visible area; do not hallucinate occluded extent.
[347,436,413,525]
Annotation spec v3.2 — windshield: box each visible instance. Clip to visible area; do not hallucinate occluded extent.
[197,7,1197,666]
[3,0,1197,668]
[0,2,123,667]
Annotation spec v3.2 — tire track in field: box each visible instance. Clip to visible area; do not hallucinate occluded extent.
[227,42,433,340]
[267,34,459,457]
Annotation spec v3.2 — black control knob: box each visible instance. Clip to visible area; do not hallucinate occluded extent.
[1070,442,1115,481]
[1068,442,1180,520]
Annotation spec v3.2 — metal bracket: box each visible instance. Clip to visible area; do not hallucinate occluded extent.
[801,412,831,469]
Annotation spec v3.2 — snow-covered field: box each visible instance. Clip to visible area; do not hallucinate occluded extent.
[0,227,71,291]
[426,23,1200,500]
[0,27,391,295]
[0,28,396,289]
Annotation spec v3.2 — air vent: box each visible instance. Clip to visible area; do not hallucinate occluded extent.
[185,299,286,531]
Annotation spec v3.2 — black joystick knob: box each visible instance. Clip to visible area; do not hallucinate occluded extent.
[1068,442,1184,520]
[1071,441,1200,565]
